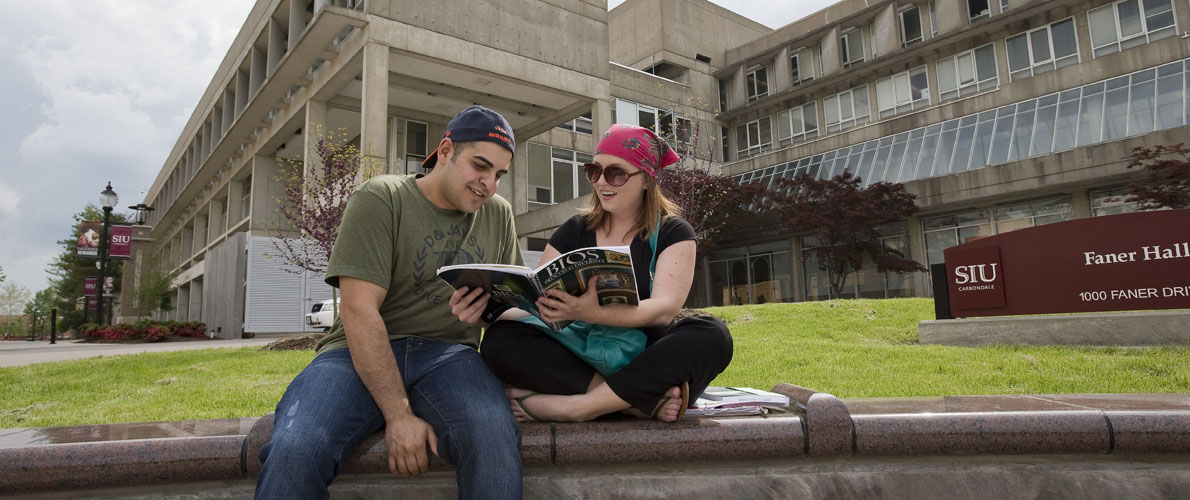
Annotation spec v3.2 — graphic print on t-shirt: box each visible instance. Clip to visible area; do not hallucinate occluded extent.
[411,223,488,305]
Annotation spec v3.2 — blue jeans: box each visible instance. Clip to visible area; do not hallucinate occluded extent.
[255,337,522,500]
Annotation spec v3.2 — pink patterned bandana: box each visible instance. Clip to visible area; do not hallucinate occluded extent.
[594,124,681,177]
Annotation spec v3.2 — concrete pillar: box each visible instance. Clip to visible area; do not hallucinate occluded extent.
[788,237,806,302]
[203,121,213,160]
[906,214,930,297]
[189,280,204,323]
[192,215,208,255]
[209,197,226,242]
[267,17,286,78]
[360,43,390,168]
[228,178,247,225]
[820,27,841,77]
[1071,189,1092,219]
[874,4,898,56]
[507,140,529,214]
[936,0,965,37]
[772,47,792,95]
[304,100,328,178]
[289,0,308,50]
[250,156,293,232]
[176,284,190,322]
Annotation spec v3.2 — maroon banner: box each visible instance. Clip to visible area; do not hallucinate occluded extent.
[944,209,1190,318]
[84,278,98,309]
[76,221,101,258]
[110,225,132,259]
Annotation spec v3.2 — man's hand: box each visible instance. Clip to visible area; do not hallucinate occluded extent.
[448,286,489,325]
[384,412,440,476]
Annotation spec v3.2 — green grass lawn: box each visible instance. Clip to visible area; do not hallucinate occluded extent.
[2,298,1187,428]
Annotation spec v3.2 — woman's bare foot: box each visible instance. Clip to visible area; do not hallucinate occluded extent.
[507,385,633,423]
[649,385,684,422]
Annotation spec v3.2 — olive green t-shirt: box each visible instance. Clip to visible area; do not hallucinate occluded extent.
[316,174,523,353]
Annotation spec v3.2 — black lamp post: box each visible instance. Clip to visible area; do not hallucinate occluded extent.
[128,203,155,225]
[97,182,118,325]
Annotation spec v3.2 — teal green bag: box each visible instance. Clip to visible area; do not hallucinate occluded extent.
[516,219,661,377]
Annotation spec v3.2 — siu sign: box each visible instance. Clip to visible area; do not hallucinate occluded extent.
[942,209,1190,319]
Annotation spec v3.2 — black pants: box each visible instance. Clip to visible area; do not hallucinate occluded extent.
[480,316,733,414]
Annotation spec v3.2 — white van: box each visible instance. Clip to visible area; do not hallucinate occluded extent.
[304,298,338,331]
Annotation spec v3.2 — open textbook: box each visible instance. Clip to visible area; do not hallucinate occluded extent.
[437,246,639,331]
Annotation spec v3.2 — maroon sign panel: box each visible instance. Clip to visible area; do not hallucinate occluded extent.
[110,225,133,259]
[944,209,1190,318]
[84,277,98,309]
[76,221,101,258]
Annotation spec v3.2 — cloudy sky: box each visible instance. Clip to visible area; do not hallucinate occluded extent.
[0,0,830,297]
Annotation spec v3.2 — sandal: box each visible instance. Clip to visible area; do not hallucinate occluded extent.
[512,392,545,422]
[649,381,690,421]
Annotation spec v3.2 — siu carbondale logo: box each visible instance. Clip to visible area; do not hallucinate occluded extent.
[954,263,999,291]
[411,224,487,304]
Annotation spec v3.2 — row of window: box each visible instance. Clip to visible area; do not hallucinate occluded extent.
[735,59,1190,190]
[725,0,1176,112]
[707,186,1143,304]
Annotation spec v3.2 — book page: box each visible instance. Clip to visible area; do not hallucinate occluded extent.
[533,247,640,308]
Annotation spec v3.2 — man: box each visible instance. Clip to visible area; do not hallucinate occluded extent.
[256,105,524,500]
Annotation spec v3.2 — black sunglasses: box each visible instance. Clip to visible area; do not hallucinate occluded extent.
[583,162,644,187]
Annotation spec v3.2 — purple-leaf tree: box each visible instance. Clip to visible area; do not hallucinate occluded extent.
[656,118,755,252]
[271,129,382,318]
[1124,143,1190,210]
[770,171,926,298]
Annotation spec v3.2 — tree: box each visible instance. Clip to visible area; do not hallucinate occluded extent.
[0,264,6,285]
[770,171,926,299]
[269,128,383,316]
[23,288,58,337]
[1124,143,1190,210]
[127,250,179,318]
[47,204,131,330]
[0,282,32,336]
[656,118,764,252]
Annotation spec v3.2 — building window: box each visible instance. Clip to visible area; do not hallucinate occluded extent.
[659,110,692,147]
[876,66,930,118]
[841,28,865,68]
[1090,186,1143,216]
[936,43,998,102]
[929,0,938,36]
[709,241,792,306]
[527,144,593,210]
[1088,0,1176,58]
[240,175,252,221]
[923,197,1070,270]
[1006,18,1079,81]
[718,78,729,111]
[900,6,923,47]
[735,59,1189,194]
[555,113,593,134]
[1000,0,1009,11]
[736,117,773,158]
[746,66,769,101]
[405,120,428,173]
[614,99,660,131]
[824,84,871,133]
[968,0,989,20]
[777,102,819,146]
[791,49,815,85]
[804,223,914,300]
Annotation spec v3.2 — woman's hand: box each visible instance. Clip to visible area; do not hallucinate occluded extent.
[536,276,601,324]
[448,286,490,326]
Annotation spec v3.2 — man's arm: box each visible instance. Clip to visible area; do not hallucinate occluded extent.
[339,276,439,476]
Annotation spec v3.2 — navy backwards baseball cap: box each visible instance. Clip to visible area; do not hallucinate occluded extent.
[422,105,516,169]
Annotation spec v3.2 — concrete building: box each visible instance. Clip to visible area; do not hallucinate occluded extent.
[140,0,1189,336]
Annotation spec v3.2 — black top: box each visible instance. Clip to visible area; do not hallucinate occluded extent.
[548,214,696,301]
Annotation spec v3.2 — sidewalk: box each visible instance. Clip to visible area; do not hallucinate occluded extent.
[0,337,281,367]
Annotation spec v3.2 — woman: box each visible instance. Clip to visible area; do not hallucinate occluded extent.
[462,124,733,423]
